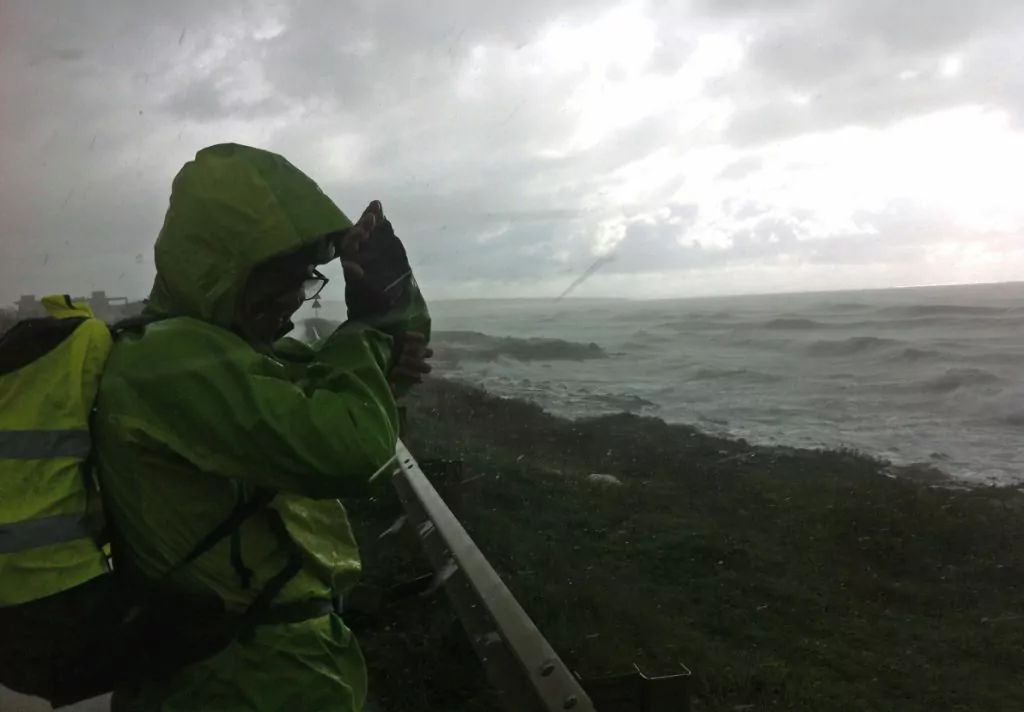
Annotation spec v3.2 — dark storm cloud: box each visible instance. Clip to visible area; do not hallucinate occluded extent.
[603,212,802,274]
[131,0,643,292]
[157,0,621,126]
[161,72,290,121]
[600,204,701,273]
[417,220,590,284]
[2,0,1024,302]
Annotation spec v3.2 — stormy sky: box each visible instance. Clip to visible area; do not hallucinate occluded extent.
[2,0,1024,303]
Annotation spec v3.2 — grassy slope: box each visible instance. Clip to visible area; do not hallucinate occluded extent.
[349,378,1024,712]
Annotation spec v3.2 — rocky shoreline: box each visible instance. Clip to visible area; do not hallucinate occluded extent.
[351,376,1024,712]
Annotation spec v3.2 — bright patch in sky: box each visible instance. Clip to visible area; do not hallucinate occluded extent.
[534,6,742,152]
[627,107,1024,249]
[479,4,1024,266]
[940,54,964,78]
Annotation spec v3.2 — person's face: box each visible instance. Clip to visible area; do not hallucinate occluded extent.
[237,262,328,345]
[235,202,379,346]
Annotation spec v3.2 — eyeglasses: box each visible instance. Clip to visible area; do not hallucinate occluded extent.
[303,269,329,301]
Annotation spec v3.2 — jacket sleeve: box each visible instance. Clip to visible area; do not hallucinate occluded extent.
[342,274,431,399]
[346,274,431,341]
[104,320,400,499]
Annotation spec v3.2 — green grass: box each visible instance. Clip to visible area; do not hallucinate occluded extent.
[348,378,1024,712]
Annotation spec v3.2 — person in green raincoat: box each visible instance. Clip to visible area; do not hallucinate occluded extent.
[95,143,431,712]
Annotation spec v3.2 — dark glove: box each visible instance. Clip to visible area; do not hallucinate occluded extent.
[388,331,433,391]
[343,217,413,321]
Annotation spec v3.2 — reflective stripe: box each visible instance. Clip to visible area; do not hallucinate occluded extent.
[0,430,92,460]
[0,513,91,553]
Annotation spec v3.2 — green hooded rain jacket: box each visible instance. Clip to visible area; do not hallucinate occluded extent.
[95,143,429,712]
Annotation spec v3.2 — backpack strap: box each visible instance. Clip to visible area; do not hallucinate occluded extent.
[162,487,278,582]
[235,507,307,640]
[0,316,89,376]
[156,487,315,639]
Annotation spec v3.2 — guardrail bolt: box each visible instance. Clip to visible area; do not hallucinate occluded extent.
[540,661,556,677]
[563,695,579,710]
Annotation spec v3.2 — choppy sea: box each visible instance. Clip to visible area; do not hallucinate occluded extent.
[317,282,1024,483]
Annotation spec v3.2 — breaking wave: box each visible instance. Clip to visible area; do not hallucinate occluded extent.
[805,336,902,357]
[624,329,678,348]
[433,330,607,362]
[922,368,1003,394]
[688,367,783,384]
[893,347,946,362]
[759,317,829,330]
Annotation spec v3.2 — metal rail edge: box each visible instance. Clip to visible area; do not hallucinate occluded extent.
[392,439,597,712]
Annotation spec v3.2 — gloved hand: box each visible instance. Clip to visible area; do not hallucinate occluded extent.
[340,201,412,321]
[388,331,433,391]
[336,200,380,273]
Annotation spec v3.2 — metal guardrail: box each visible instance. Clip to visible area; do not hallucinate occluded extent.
[392,440,596,712]
[388,440,691,712]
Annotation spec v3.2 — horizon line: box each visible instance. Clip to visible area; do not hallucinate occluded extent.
[5,278,1022,311]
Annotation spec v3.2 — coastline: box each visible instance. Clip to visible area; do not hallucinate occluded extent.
[351,376,1024,712]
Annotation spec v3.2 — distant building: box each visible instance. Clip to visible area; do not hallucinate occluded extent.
[13,291,145,323]
[15,295,46,319]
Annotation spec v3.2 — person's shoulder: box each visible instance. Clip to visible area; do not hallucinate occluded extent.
[145,316,234,339]
[113,316,252,362]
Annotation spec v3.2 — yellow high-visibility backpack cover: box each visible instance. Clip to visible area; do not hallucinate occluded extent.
[0,295,111,606]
